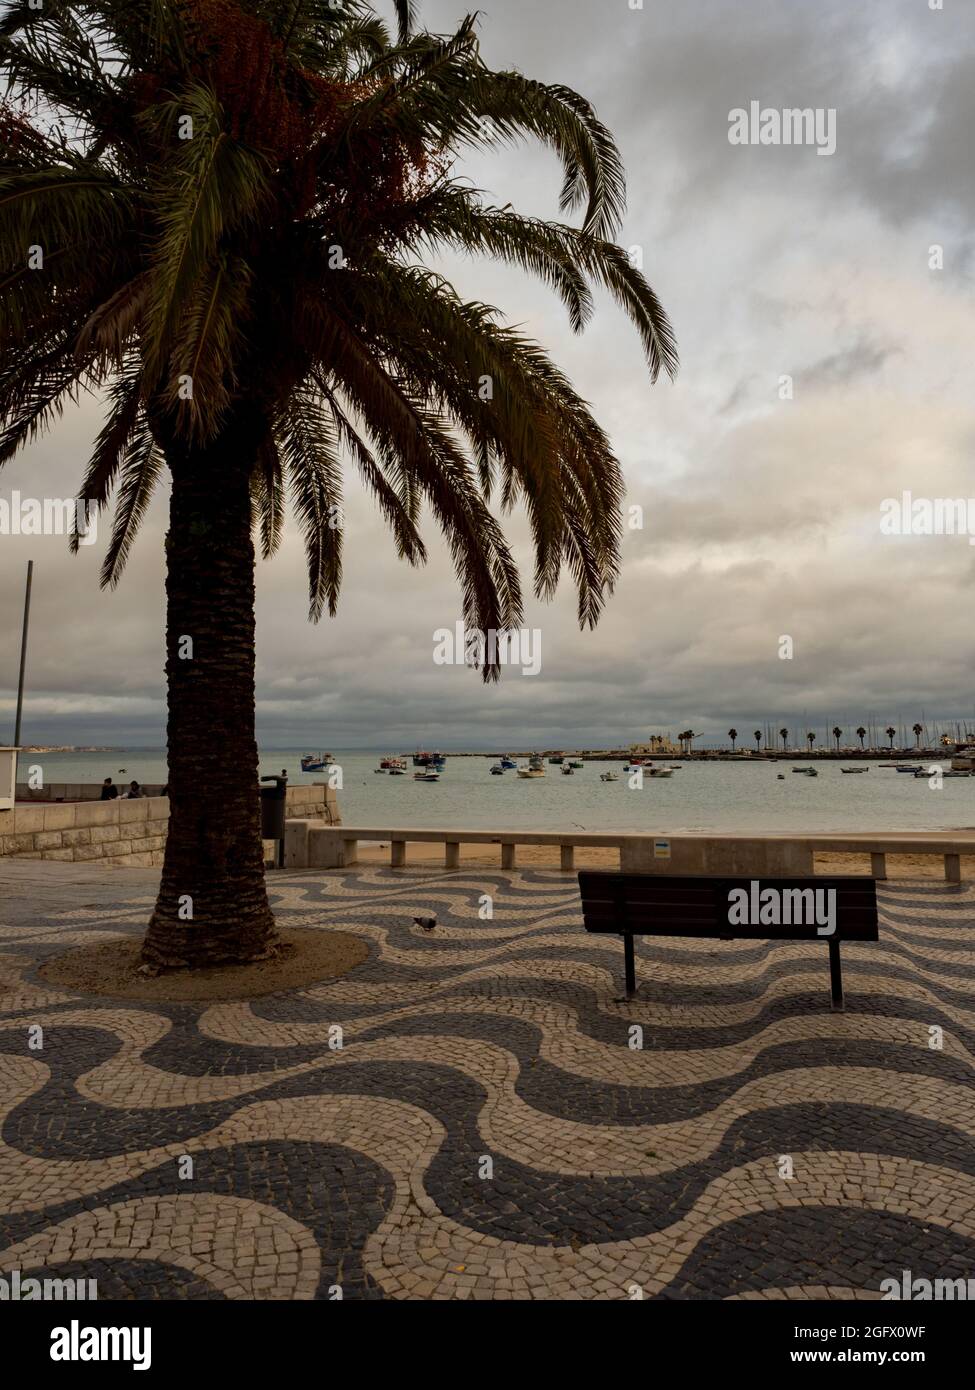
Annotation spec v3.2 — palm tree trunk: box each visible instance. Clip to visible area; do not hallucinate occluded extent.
[142,416,277,969]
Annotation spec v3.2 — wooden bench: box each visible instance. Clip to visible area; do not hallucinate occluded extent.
[578,872,879,1011]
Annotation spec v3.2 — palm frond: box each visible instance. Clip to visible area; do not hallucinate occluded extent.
[99,417,163,587]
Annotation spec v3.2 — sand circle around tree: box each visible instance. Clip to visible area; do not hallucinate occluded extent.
[38,928,370,1002]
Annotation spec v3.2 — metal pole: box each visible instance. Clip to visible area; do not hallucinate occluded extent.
[14,560,33,747]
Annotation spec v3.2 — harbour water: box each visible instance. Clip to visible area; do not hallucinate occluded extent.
[19,750,974,835]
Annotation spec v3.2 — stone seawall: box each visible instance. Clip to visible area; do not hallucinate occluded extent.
[0,784,339,867]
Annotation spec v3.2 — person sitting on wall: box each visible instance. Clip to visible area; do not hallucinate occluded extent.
[100,777,119,801]
[125,780,144,799]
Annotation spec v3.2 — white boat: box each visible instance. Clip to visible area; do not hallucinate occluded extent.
[517,767,545,778]
[646,767,673,778]
[414,771,440,781]
[600,772,619,782]
[560,764,574,775]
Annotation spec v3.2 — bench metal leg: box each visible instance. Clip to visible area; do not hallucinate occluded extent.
[614,935,637,1003]
[828,938,844,1012]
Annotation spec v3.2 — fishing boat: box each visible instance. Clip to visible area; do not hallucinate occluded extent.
[380,756,406,770]
[490,763,505,775]
[501,756,517,769]
[516,766,545,779]
[548,753,565,765]
[841,768,869,774]
[560,764,574,775]
[792,767,818,776]
[646,767,674,778]
[414,770,440,781]
[413,750,446,767]
[600,771,619,782]
[895,765,922,773]
[301,753,333,772]
[388,767,406,776]
[568,760,584,769]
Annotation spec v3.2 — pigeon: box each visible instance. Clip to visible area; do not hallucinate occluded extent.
[413,916,437,932]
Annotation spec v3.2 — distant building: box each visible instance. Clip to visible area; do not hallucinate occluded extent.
[631,734,681,755]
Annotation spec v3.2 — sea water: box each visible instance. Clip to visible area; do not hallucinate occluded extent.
[18,750,974,835]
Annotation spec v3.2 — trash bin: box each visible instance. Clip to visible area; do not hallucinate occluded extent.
[260,775,288,867]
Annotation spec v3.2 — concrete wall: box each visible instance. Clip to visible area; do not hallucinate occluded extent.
[0,784,340,867]
[0,796,171,867]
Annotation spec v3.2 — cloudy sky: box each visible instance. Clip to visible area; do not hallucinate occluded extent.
[2,0,973,750]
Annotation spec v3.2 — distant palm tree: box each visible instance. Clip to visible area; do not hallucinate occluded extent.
[832,725,842,751]
[856,726,867,750]
[728,728,738,753]
[886,726,897,751]
[0,0,677,969]
[807,732,816,752]
[753,730,762,753]
[779,727,789,752]
[913,723,924,748]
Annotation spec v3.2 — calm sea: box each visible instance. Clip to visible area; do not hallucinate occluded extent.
[19,749,974,835]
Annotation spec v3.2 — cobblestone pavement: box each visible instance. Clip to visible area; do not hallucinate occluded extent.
[1,862,974,1300]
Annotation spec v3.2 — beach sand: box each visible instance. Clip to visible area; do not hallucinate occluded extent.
[354,840,974,879]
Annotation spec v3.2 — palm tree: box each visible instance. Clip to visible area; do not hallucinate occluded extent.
[0,2,677,968]
[886,726,897,751]
[753,729,762,754]
[832,725,842,751]
[807,731,816,752]
[727,728,737,753]
[856,726,867,750]
[779,727,789,752]
[913,722,924,748]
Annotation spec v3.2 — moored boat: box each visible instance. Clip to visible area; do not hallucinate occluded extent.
[413,750,446,767]
[600,771,619,782]
[301,753,333,772]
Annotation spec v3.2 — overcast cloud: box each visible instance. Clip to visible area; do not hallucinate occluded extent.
[1,0,973,749]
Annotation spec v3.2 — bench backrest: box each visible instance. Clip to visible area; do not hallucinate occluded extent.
[577,873,878,941]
